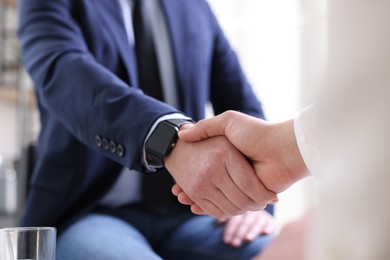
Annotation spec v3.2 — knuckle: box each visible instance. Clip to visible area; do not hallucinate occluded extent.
[203,162,215,176]
[214,146,225,158]
[224,110,237,118]
[240,199,258,210]
[200,161,221,182]
[210,139,226,153]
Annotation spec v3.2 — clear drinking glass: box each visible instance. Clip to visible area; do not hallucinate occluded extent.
[0,227,56,260]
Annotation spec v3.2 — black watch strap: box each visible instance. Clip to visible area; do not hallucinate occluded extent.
[145,118,193,168]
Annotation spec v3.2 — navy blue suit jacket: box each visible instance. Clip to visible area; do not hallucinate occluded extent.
[18,0,271,229]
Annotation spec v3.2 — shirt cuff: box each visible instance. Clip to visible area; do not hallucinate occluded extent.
[294,106,315,175]
[142,113,192,173]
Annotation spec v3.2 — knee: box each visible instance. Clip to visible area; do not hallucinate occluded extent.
[57,233,162,260]
[56,214,162,260]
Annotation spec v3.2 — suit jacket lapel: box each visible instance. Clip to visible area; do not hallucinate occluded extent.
[94,0,139,87]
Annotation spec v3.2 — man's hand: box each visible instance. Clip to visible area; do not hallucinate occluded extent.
[165,134,277,219]
[219,210,274,248]
[178,111,309,194]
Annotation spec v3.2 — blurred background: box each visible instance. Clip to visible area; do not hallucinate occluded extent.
[0,0,326,228]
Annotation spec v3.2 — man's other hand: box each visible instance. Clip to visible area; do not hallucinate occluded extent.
[219,210,274,248]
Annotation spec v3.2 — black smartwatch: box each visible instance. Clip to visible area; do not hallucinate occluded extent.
[145,119,193,166]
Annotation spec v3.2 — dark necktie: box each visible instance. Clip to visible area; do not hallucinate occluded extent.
[132,0,176,214]
[133,0,164,100]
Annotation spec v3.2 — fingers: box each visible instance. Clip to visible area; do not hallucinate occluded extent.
[172,184,183,196]
[172,185,193,205]
[197,199,227,218]
[263,220,275,235]
[203,187,244,218]
[171,146,277,216]
[223,215,244,247]
[213,162,257,212]
[213,139,275,215]
[226,214,263,247]
[179,111,241,142]
[177,192,194,205]
[178,117,224,142]
[191,143,261,217]
[223,211,275,248]
[168,135,276,218]
[190,204,205,215]
[176,183,244,218]
[225,148,278,211]
[172,186,206,215]
[244,214,271,240]
[173,190,206,215]
[237,213,261,243]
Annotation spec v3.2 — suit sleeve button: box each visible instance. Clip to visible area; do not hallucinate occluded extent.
[116,145,125,157]
[109,141,117,153]
[102,138,110,150]
[95,135,102,148]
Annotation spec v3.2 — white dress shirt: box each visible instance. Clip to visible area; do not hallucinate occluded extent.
[101,0,189,206]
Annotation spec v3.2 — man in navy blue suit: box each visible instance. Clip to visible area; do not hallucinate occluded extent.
[18,0,277,259]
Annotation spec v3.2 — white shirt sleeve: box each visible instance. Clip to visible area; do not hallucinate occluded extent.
[294,106,320,176]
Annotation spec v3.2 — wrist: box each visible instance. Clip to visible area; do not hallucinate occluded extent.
[164,123,193,165]
[145,119,193,168]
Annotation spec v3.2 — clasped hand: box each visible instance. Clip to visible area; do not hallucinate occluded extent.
[165,132,276,218]
[165,111,309,218]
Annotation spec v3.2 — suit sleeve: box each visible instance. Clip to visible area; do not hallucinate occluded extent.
[18,0,179,170]
[205,3,265,120]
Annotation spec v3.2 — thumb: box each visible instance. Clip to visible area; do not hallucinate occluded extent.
[179,112,232,142]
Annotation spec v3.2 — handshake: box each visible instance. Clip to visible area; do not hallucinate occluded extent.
[165,111,309,218]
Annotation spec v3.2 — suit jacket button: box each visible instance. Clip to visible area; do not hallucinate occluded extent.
[117,145,125,157]
[95,135,102,148]
[109,141,117,153]
[102,138,110,150]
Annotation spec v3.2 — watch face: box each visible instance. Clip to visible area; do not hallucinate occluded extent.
[146,122,178,156]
